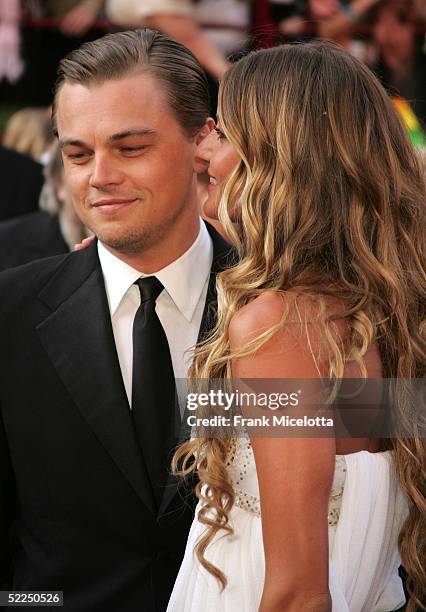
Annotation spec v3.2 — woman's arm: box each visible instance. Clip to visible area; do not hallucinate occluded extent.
[60,0,104,36]
[145,14,229,80]
[229,291,335,612]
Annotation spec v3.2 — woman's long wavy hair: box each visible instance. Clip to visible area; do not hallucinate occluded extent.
[172,41,426,609]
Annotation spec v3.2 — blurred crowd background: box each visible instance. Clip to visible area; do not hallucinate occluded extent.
[0,0,424,250]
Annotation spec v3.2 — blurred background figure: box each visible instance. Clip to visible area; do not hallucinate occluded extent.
[0,144,44,221]
[53,0,106,36]
[193,0,250,58]
[310,0,426,123]
[105,0,229,79]
[0,0,24,83]
[0,141,88,271]
[3,106,54,162]
[269,0,309,39]
[0,1,106,108]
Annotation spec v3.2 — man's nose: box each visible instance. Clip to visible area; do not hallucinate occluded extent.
[89,153,124,189]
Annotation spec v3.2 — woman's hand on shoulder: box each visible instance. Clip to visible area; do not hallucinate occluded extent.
[74,235,94,251]
[229,290,334,612]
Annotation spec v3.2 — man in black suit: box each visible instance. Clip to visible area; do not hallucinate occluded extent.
[0,210,69,271]
[0,146,44,221]
[0,142,87,272]
[0,29,232,612]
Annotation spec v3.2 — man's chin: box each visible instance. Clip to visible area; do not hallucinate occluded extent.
[97,232,151,255]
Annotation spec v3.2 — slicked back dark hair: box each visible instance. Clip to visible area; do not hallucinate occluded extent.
[52,28,210,137]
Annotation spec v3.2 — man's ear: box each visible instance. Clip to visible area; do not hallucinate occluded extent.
[195,117,215,145]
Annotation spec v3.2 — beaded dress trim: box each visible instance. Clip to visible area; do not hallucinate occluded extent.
[226,438,347,527]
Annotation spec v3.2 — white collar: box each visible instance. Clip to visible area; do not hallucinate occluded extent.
[97,219,213,322]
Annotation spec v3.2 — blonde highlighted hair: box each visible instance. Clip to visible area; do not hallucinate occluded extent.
[173,41,426,609]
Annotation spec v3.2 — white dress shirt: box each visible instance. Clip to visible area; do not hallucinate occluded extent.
[98,220,213,409]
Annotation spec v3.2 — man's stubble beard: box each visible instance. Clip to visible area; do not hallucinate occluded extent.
[95,201,189,256]
[98,227,156,254]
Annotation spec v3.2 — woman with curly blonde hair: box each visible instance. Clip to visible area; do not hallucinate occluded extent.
[168,41,425,612]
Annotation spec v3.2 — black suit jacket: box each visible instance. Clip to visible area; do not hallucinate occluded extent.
[0,211,69,272]
[0,224,234,612]
[0,147,44,221]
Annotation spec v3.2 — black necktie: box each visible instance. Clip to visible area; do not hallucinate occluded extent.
[131,277,178,508]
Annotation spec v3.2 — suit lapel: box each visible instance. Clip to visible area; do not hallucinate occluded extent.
[36,242,156,515]
[197,224,237,345]
[158,224,236,519]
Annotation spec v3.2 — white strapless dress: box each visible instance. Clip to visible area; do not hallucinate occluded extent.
[167,437,407,612]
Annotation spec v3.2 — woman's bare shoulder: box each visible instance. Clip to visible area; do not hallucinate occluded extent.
[228,290,287,346]
[228,288,343,349]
